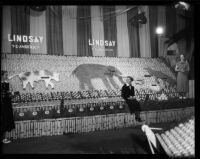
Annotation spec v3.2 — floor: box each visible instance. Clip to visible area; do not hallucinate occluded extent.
[1,122,176,154]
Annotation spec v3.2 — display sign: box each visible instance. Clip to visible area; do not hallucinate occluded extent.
[8,34,43,50]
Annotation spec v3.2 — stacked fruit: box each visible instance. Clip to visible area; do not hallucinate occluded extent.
[71,91,82,99]
[98,90,108,98]
[51,92,62,100]
[80,91,91,98]
[88,90,99,98]
[106,90,117,97]
[62,92,72,100]
[115,89,121,97]
[20,93,32,103]
[12,94,21,103]
[31,93,42,102]
[41,93,52,101]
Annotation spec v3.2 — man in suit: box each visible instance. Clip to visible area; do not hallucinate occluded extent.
[121,76,144,122]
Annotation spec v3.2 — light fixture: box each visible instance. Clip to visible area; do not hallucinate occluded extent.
[130,12,147,25]
[30,6,47,12]
[156,26,164,35]
[175,1,190,10]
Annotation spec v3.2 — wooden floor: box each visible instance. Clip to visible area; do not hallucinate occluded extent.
[2,122,178,154]
[2,125,153,154]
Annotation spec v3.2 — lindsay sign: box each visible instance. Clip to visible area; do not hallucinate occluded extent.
[8,34,43,50]
[89,39,116,47]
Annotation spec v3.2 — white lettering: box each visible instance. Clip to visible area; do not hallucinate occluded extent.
[100,40,104,46]
[38,36,43,43]
[8,34,13,41]
[105,41,108,46]
[88,39,94,45]
[8,34,43,43]
[112,41,115,46]
[88,39,116,47]
[95,40,99,46]
[17,35,22,42]
[23,36,28,42]
[29,36,34,42]
[34,37,39,43]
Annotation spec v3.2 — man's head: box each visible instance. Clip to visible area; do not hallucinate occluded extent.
[180,54,185,62]
[126,76,133,85]
[1,70,8,82]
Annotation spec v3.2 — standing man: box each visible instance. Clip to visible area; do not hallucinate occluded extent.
[1,70,15,144]
[121,76,144,122]
[175,54,190,98]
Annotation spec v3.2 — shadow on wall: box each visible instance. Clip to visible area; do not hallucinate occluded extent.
[72,64,125,90]
[144,67,176,87]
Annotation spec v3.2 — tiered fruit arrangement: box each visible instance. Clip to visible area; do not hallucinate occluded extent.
[98,90,108,98]
[71,91,82,99]
[80,91,91,98]
[160,118,194,157]
[51,92,62,100]
[41,93,52,101]
[62,92,72,100]
[88,90,100,98]
[31,93,43,102]
[115,89,121,97]
[20,93,32,103]
[106,90,117,97]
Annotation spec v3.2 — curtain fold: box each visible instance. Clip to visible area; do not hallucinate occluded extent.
[30,9,47,54]
[127,6,140,57]
[77,6,92,56]
[157,6,166,57]
[116,6,130,58]
[138,6,151,57]
[2,6,11,53]
[62,6,77,56]
[46,6,63,55]
[91,6,105,57]
[103,6,117,57]
[149,6,158,58]
[166,6,176,37]
[11,6,30,54]
[176,9,186,56]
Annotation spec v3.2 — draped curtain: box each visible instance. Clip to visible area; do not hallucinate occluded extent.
[166,6,177,37]
[11,6,30,54]
[30,9,47,54]
[138,6,151,57]
[77,6,92,56]
[127,6,140,57]
[176,9,186,56]
[116,6,130,58]
[2,6,11,53]
[91,6,105,57]
[103,6,117,57]
[149,6,158,57]
[157,6,167,57]
[62,6,77,56]
[46,6,63,55]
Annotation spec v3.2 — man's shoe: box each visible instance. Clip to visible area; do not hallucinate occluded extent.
[2,139,11,144]
[135,118,145,122]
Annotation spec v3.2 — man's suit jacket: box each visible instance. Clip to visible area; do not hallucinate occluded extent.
[121,84,135,101]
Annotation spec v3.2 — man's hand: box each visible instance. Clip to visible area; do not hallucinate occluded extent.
[128,96,135,100]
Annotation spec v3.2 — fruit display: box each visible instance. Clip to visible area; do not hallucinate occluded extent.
[159,117,194,157]
[71,91,82,99]
[106,90,117,97]
[88,90,100,98]
[80,91,91,98]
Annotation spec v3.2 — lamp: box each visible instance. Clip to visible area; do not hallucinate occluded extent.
[30,6,47,12]
[175,1,190,10]
[130,12,147,25]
